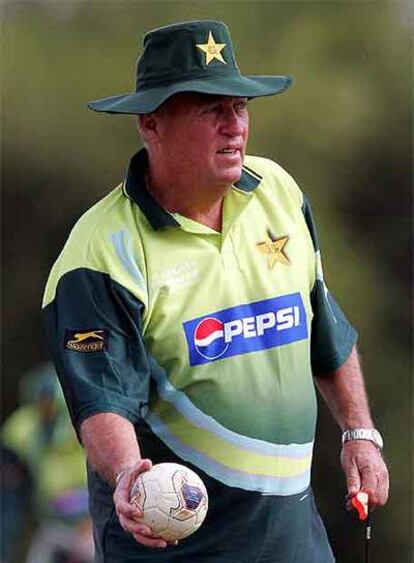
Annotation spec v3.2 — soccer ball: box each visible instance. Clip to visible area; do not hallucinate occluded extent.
[130,462,208,541]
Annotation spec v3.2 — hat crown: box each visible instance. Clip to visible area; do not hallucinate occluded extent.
[87,19,292,115]
[136,20,240,91]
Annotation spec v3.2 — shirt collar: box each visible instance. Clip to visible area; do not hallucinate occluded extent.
[123,149,179,230]
[123,148,262,230]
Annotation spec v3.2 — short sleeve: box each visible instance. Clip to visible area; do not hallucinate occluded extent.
[42,267,151,438]
[302,197,358,374]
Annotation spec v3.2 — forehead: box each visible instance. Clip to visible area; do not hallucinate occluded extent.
[160,92,247,113]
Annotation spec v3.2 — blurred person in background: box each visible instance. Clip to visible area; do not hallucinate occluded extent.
[42,20,389,563]
[0,444,33,563]
[1,363,94,563]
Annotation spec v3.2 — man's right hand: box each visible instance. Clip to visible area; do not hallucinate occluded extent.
[113,458,169,548]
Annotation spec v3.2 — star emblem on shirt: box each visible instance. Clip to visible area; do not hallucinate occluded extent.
[256,231,290,269]
[196,31,227,65]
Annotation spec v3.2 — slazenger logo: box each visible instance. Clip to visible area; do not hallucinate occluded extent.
[183,292,308,366]
[64,329,108,353]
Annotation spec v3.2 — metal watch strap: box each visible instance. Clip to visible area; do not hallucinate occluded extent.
[342,428,384,450]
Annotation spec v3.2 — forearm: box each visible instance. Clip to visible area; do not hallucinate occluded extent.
[314,345,373,430]
[314,345,389,507]
[80,412,142,487]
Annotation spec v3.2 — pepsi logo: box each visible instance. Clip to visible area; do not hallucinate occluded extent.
[194,317,230,360]
[183,293,308,366]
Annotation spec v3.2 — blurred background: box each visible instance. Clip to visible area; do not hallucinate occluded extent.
[1,1,412,562]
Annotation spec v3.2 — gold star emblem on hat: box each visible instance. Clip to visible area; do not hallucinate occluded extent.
[196,31,227,65]
[256,231,290,269]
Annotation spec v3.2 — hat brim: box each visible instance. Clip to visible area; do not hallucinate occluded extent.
[87,75,292,114]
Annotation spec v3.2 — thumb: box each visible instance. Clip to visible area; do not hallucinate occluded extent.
[124,459,152,492]
[137,458,152,473]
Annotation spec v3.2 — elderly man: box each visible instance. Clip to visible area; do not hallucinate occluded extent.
[42,20,388,563]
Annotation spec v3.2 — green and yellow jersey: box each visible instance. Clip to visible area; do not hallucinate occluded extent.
[42,149,356,499]
[42,149,356,561]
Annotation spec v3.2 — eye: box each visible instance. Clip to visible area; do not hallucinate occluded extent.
[235,100,248,113]
[201,104,219,115]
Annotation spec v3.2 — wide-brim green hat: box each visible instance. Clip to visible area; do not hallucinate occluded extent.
[88,20,292,115]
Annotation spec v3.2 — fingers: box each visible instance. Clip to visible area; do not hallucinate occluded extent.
[366,462,389,509]
[115,498,142,522]
[360,465,377,498]
[113,458,174,548]
[119,516,168,548]
[118,512,170,548]
[132,532,168,549]
[341,441,389,512]
[345,460,361,500]
[114,458,152,504]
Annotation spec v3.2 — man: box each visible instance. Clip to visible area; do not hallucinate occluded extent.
[42,20,389,562]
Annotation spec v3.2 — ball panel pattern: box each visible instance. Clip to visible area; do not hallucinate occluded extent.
[130,463,208,541]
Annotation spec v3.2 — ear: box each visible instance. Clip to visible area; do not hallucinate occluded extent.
[138,114,161,145]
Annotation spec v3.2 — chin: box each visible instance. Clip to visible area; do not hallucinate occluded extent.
[216,166,243,186]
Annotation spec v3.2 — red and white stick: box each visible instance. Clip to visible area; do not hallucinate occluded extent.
[352,491,371,563]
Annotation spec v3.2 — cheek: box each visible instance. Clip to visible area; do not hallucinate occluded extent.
[172,132,211,168]
[186,129,217,159]
[173,122,209,147]
[163,129,196,158]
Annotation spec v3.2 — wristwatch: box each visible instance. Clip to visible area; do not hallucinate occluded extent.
[341,428,384,451]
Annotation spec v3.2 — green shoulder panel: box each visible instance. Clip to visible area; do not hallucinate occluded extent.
[243,155,304,209]
[301,197,358,374]
[42,185,149,309]
[43,268,151,436]
[42,182,154,436]
[301,196,320,253]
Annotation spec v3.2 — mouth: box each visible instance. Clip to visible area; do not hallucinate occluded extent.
[216,147,242,156]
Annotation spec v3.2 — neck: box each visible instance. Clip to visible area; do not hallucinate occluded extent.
[146,158,230,232]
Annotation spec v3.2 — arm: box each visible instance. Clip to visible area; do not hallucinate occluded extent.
[81,412,169,548]
[301,196,389,509]
[43,263,168,548]
[80,412,141,486]
[314,345,389,509]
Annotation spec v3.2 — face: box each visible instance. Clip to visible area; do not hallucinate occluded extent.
[150,93,249,188]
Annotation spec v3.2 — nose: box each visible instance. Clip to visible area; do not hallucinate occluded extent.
[219,107,245,137]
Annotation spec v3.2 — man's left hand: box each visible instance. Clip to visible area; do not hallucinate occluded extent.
[340,440,389,511]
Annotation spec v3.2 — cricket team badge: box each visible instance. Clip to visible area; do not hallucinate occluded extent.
[196,31,227,65]
[256,230,290,269]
